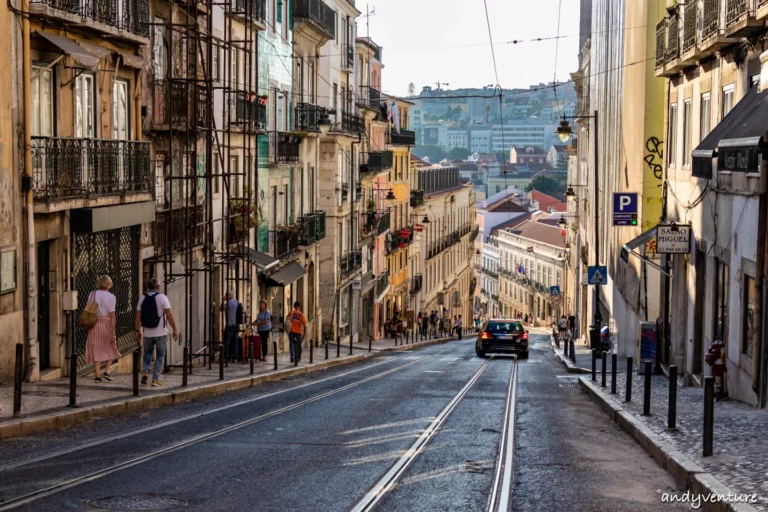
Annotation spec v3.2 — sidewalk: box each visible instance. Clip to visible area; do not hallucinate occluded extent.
[0,334,457,439]
[550,333,620,375]
[580,369,767,511]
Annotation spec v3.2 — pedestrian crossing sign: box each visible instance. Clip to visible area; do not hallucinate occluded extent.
[549,285,561,297]
[587,265,607,286]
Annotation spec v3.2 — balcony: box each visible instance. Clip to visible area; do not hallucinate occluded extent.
[410,274,423,295]
[30,0,150,39]
[388,129,416,146]
[340,250,362,277]
[387,227,414,254]
[410,189,424,207]
[469,226,480,242]
[680,2,701,65]
[269,228,300,261]
[297,211,327,246]
[377,270,389,294]
[664,16,684,74]
[229,91,267,132]
[295,102,332,133]
[294,0,335,44]
[358,86,382,109]
[699,0,736,54]
[232,0,266,28]
[340,42,355,72]
[151,80,210,129]
[31,137,151,201]
[333,111,365,136]
[268,132,300,165]
[377,210,390,235]
[154,206,205,255]
[360,150,393,176]
[725,0,762,36]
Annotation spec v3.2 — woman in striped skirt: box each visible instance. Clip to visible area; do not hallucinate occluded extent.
[85,275,121,381]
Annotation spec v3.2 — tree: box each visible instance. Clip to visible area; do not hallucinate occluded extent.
[412,145,446,163]
[526,175,564,195]
[408,82,416,97]
[448,147,471,160]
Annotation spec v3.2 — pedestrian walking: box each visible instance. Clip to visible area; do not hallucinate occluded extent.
[254,300,271,361]
[455,315,463,340]
[288,301,307,363]
[524,313,528,324]
[221,291,242,361]
[84,275,121,382]
[135,278,178,388]
[420,312,429,337]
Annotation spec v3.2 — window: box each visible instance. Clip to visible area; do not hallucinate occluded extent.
[700,93,711,141]
[282,184,289,225]
[309,60,315,102]
[340,286,349,326]
[682,99,691,167]
[722,84,734,119]
[75,74,95,138]
[31,66,53,137]
[152,19,167,80]
[213,45,220,81]
[232,47,240,89]
[112,80,129,140]
[667,104,677,167]
[743,275,756,355]
[714,260,729,346]
[213,154,220,194]
[229,156,239,200]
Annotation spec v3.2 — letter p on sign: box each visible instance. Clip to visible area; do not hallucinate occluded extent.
[620,196,631,210]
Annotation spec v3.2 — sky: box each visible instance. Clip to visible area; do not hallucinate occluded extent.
[357,0,581,97]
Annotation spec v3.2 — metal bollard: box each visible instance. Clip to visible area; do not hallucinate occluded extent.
[188,344,193,375]
[13,343,23,418]
[273,341,278,370]
[643,360,652,415]
[611,353,617,394]
[601,351,607,388]
[703,376,714,456]
[570,339,576,364]
[325,338,329,360]
[224,339,229,368]
[564,337,569,358]
[336,336,340,358]
[626,357,633,402]
[68,336,78,408]
[310,338,314,364]
[132,348,140,397]
[182,346,189,387]
[294,339,299,366]
[250,339,255,374]
[219,343,224,381]
[349,335,353,355]
[369,335,372,352]
[668,365,678,430]
[591,349,597,381]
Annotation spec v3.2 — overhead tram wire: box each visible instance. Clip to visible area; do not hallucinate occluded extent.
[552,0,564,117]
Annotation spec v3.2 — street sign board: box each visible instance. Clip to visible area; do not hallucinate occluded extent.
[613,193,638,226]
[549,285,561,297]
[587,265,607,286]
[656,224,691,254]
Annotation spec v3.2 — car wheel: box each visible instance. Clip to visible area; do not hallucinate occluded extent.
[476,349,486,358]
[518,351,529,359]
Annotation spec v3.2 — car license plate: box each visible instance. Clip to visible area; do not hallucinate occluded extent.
[497,335,513,340]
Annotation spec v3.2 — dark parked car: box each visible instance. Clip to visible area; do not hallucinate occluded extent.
[476,319,529,358]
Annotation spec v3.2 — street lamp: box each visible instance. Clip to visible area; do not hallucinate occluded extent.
[555,111,602,338]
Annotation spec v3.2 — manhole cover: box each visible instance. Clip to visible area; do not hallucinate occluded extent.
[87,496,188,510]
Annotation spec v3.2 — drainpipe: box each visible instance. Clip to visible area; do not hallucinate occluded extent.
[752,154,767,395]
[22,0,38,380]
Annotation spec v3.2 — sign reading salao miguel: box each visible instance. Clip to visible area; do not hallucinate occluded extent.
[656,224,691,254]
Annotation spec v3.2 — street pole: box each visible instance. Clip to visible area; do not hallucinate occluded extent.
[592,110,602,331]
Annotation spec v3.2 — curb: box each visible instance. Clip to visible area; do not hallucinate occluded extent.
[578,377,759,512]
[549,337,592,374]
[374,335,458,352]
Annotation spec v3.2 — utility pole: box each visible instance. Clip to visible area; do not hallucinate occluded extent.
[435,81,449,91]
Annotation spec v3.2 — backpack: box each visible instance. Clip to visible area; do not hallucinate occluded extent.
[78,290,98,329]
[140,293,164,328]
[235,302,244,325]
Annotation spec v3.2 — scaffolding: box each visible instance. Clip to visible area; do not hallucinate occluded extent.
[146,0,265,371]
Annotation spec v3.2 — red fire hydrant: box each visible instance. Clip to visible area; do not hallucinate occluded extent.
[705,339,727,399]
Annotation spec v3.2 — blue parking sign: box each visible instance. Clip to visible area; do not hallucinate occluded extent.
[613,193,638,226]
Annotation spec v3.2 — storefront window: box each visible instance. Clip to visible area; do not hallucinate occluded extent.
[714,260,728,345]
[743,275,756,355]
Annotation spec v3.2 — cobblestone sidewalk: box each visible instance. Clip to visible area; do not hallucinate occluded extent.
[589,368,768,510]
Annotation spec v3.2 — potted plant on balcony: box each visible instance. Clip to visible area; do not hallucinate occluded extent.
[229,186,260,232]
[366,197,376,212]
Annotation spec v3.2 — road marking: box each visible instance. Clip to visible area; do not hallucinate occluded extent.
[488,359,518,512]
[423,371,444,373]
[351,357,493,512]
[439,357,461,361]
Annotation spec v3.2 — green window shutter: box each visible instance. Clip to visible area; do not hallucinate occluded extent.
[288,0,293,29]
[277,0,282,23]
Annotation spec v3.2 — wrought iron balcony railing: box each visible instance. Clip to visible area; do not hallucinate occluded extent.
[377,270,389,294]
[469,225,480,242]
[726,0,750,26]
[377,210,390,235]
[358,86,381,109]
[151,80,209,128]
[229,91,266,131]
[410,189,424,207]
[682,2,699,55]
[387,228,414,254]
[388,129,416,146]
[31,137,151,201]
[340,250,362,277]
[295,102,332,132]
[335,110,365,135]
[268,131,300,164]
[655,19,667,68]
[702,0,721,41]
[233,0,266,22]
[31,0,150,36]
[410,274,423,295]
[341,42,355,69]
[155,206,205,254]
[297,212,318,246]
[294,0,335,40]
[269,228,300,261]
[360,150,393,175]
[666,15,680,61]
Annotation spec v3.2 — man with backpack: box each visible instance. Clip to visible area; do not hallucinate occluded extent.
[221,291,243,361]
[135,278,178,387]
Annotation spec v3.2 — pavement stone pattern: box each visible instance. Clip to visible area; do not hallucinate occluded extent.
[0,334,458,423]
[590,367,768,510]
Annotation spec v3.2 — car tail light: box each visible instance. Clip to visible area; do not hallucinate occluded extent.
[481,331,494,340]
[519,332,528,341]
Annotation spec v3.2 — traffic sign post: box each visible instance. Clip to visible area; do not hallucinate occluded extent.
[613,193,638,226]
[587,266,607,286]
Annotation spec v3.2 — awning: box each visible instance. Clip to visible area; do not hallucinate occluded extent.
[247,248,278,271]
[70,201,155,233]
[33,31,99,70]
[265,261,306,288]
[692,86,768,178]
[376,284,391,303]
[115,51,146,69]
[620,226,671,276]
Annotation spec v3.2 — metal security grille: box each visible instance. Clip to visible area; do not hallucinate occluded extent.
[73,226,140,370]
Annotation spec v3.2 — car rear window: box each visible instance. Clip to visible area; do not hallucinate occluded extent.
[486,321,523,333]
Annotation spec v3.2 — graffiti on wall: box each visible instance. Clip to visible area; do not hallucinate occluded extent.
[644,137,664,181]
